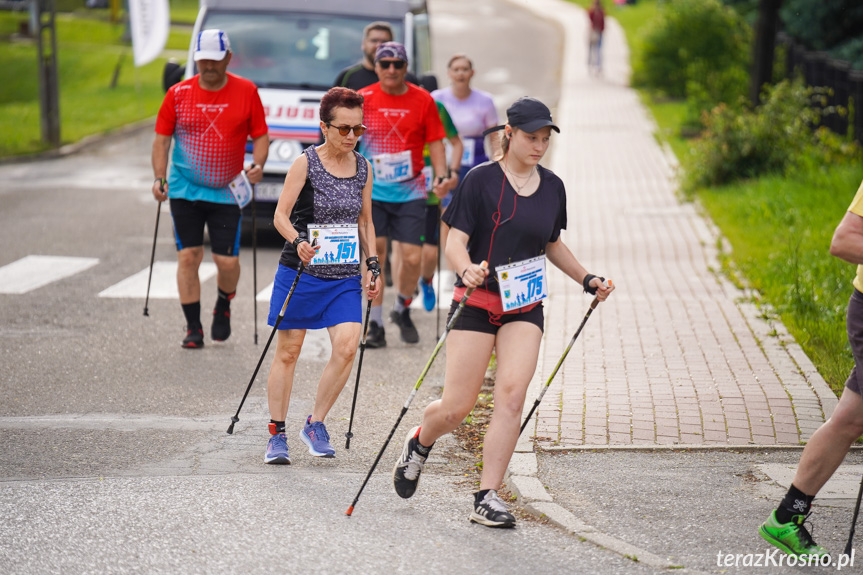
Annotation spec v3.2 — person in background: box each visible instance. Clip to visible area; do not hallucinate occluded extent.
[151,29,268,349]
[357,42,455,348]
[334,21,419,90]
[587,0,606,75]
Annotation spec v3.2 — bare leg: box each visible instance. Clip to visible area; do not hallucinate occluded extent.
[177,247,204,304]
[397,242,422,299]
[793,388,863,494]
[310,322,362,422]
[417,330,495,446]
[212,253,240,294]
[267,329,306,421]
[479,321,542,491]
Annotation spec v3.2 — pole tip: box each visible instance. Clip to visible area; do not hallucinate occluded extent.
[345,506,354,517]
[143,309,149,316]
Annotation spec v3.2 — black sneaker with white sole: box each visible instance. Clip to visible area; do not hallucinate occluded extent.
[390,308,419,343]
[469,489,516,528]
[393,426,430,499]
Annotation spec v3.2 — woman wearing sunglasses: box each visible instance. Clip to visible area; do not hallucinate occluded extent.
[263,86,380,464]
[392,97,614,527]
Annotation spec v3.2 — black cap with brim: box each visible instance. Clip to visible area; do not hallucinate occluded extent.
[505,97,561,134]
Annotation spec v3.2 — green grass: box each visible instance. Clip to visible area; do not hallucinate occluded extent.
[571,0,863,393]
[0,6,196,157]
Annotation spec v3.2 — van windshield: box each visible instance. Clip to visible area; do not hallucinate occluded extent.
[200,12,404,90]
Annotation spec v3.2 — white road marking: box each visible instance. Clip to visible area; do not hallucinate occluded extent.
[0,255,99,294]
[98,261,217,299]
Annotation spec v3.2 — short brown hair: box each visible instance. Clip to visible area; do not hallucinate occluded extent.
[364,21,394,40]
[319,87,364,123]
[447,54,473,69]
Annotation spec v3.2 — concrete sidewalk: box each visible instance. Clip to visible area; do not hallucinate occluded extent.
[503,0,862,571]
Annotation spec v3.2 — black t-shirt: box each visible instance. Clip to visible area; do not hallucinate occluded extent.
[334,63,420,90]
[442,162,567,294]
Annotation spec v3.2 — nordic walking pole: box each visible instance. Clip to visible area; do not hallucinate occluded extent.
[227,254,311,434]
[519,279,612,437]
[346,261,487,517]
[844,473,863,556]
[143,184,165,317]
[251,170,258,345]
[435,204,442,340]
[345,282,376,450]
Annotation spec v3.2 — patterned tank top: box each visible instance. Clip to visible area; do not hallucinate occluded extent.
[279,146,368,279]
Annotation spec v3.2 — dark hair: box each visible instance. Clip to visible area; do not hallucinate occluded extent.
[447,54,473,70]
[319,87,364,123]
[364,21,393,40]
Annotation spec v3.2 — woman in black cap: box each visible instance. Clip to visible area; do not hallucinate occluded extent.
[392,97,614,527]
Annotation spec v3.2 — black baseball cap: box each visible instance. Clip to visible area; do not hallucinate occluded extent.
[506,97,560,133]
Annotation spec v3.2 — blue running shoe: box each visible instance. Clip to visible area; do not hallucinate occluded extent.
[300,416,335,458]
[419,277,436,312]
[264,430,291,464]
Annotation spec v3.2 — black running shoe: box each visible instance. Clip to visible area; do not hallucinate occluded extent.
[390,308,419,344]
[393,426,428,499]
[365,322,387,349]
[469,490,516,528]
[182,327,204,349]
[212,308,231,341]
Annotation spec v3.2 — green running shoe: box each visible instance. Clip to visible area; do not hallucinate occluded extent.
[759,510,829,558]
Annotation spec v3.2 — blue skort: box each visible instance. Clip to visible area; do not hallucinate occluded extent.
[267,264,362,330]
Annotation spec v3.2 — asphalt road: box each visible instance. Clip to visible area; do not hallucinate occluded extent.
[0,1,663,573]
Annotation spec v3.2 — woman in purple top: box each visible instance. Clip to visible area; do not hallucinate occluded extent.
[263,87,380,464]
[431,54,500,185]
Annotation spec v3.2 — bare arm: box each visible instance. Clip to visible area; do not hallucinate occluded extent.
[246,133,269,184]
[546,237,614,301]
[273,154,316,263]
[830,210,863,265]
[445,227,488,288]
[358,160,380,299]
[429,139,450,199]
[443,134,463,193]
[151,134,172,202]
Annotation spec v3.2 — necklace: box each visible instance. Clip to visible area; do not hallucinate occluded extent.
[504,165,536,195]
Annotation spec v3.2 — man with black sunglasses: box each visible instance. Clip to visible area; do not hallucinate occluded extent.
[357,42,456,347]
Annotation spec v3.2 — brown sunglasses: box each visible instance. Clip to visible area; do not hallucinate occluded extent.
[326,123,367,136]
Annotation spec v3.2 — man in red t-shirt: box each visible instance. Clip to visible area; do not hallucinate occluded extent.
[152,29,269,349]
[357,42,456,347]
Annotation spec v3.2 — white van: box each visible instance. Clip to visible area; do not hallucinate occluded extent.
[168,0,435,234]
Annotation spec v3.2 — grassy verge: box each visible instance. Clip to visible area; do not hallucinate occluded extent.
[0,1,197,157]
[567,0,863,393]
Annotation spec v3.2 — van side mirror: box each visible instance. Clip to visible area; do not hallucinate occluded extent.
[418,74,438,92]
[163,60,185,92]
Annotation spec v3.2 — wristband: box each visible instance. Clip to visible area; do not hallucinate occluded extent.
[434,176,445,186]
[582,274,605,295]
[292,236,308,249]
[366,257,381,278]
[154,177,166,188]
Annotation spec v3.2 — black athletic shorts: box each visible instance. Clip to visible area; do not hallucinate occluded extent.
[170,198,242,256]
[844,289,863,396]
[372,199,425,246]
[447,299,545,335]
[422,203,441,246]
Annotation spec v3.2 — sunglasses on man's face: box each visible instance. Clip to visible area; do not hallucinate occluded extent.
[327,123,367,137]
[378,60,406,70]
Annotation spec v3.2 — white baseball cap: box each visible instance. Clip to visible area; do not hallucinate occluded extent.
[194,29,231,62]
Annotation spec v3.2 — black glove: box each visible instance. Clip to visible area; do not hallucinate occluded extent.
[366,256,381,278]
[583,274,605,295]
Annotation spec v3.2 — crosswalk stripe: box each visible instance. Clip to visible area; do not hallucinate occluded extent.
[98,261,217,299]
[0,255,99,294]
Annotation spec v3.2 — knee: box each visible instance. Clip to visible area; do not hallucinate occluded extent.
[831,411,863,441]
[441,404,473,429]
[494,388,526,418]
[178,248,203,267]
[332,339,358,364]
[274,343,302,366]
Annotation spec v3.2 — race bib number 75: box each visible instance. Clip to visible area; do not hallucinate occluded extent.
[496,255,548,312]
